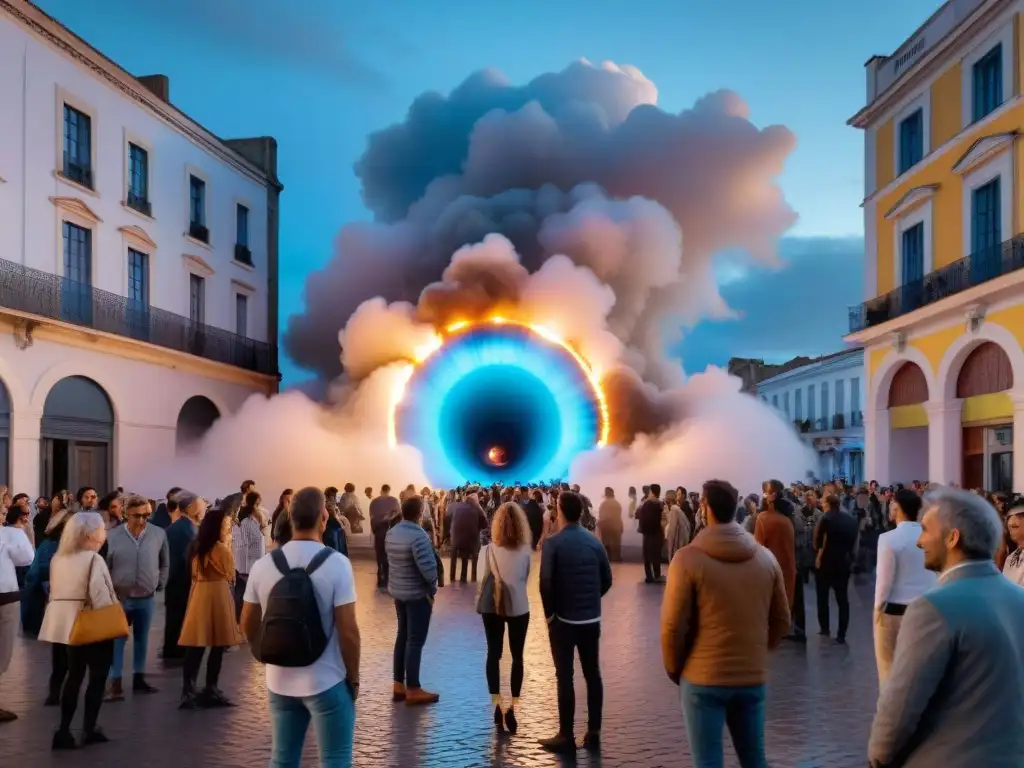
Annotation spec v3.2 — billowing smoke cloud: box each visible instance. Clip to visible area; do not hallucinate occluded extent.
[283,60,796,386]
[150,59,815,499]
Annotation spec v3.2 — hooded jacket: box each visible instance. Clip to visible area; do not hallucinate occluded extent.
[661,522,790,687]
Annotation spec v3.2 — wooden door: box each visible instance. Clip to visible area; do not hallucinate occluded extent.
[72,442,108,493]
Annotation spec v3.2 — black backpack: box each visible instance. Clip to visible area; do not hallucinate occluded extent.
[251,547,334,667]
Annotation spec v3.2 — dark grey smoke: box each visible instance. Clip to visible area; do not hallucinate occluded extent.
[284,60,796,386]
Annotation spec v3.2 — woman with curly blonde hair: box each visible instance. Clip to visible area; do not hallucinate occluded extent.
[476,501,532,734]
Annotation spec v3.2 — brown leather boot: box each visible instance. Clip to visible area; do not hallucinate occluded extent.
[104,679,124,703]
[404,687,439,706]
[392,682,407,702]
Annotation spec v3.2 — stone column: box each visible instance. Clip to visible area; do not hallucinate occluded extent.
[11,409,41,496]
[925,399,962,487]
[1010,391,1024,494]
[865,408,890,485]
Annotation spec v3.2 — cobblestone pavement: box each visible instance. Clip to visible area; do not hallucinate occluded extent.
[0,558,880,767]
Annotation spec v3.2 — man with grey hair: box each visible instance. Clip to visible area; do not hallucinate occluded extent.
[868,487,1024,768]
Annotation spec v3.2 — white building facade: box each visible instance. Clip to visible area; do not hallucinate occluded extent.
[0,0,281,497]
[756,349,867,484]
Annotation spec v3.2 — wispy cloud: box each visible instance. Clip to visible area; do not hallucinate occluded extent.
[55,0,398,87]
[681,236,864,371]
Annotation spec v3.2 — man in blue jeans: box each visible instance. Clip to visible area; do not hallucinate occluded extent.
[242,487,361,768]
[660,480,790,768]
[104,496,169,701]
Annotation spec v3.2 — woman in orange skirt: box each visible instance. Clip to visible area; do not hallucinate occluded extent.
[178,499,242,709]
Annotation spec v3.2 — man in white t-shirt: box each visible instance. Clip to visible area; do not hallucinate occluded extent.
[242,487,361,767]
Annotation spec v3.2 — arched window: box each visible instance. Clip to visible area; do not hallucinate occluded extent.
[888,363,929,407]
[176,395,221,455]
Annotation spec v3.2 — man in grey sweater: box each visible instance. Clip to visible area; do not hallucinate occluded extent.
[104,496,169,700]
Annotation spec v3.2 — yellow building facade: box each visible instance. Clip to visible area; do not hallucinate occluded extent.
[847,0,1024,492]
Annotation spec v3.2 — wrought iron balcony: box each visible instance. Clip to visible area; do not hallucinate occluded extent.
[126,190,152,217]
[189,222,209,243]
[62,157,93,189]
[234,244,253,265]
[849,235,1024,333]
[0,258,275,375]
[850,410,864,427]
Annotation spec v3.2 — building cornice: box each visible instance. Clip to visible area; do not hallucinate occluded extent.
[757,350,865,390]
[884,184,939,220]
[1,0,282,192]
[848,0,1010,129]
[951,131,1018,175]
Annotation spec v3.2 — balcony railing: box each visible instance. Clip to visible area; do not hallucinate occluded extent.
[795,412,865,434]
[0,257,275,375]
[849,235,1024,333]
[234,244,253,266]
[62,157,93,189]
[189,222,209,243]
[126,190,152,217]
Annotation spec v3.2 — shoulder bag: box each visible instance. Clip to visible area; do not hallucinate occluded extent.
[475,546,513,617]
[68,554,129,646]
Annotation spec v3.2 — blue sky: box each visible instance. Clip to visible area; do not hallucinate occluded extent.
[36,0,941,380]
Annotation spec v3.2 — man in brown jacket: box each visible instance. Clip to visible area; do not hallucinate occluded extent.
[661,479,790,768]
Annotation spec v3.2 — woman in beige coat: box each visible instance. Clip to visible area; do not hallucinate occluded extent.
[38,511,118,750]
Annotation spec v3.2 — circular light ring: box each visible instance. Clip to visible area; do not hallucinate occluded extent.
[393,319,607,485]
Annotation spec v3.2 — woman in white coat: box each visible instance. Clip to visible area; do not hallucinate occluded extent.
[38,511,119,750]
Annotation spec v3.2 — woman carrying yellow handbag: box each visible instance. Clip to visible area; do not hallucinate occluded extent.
[39,511,128,751]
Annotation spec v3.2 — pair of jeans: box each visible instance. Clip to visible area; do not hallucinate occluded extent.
[816,568,851,639]
[393,597,432,688]
[60,639,113,733]
[548,619,602,736]
[162,579,189,659]
[482,612,530,697]
[268,680,355,768]
[374,535,389,586]
[679,681,767,768]
[643,534,663,580]
[182,646,226,693]
[110,596,155,679]
[449,549,478,583]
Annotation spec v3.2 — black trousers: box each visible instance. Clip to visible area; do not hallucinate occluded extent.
[815,568,851,639]
[449,549,478,583]
[482,612,530,697]
[549,620,602,736]
[162,580,189,659]
[183,646,226,693]
[60,639,113,733]
[792,567,810,634]
[374,535,389,586]
[642,534,664,580]
[49,642,69,700]
[233,572,248,623]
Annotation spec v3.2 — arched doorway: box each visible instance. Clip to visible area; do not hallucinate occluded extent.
[175,395,220,455]
[41,376,114,496]
[957,342,1014,491]
[888,362,929,484]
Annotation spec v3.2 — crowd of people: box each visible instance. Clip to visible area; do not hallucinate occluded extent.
[0,476,1021,766]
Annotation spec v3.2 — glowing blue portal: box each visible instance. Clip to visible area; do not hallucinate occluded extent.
[396,325,601,485]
